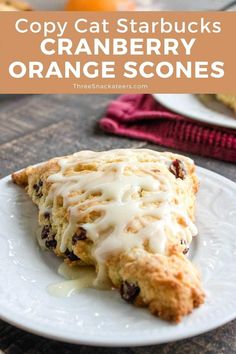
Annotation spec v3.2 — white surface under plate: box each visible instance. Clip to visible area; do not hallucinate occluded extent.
[154,94,236,130]
[0,167,236,346]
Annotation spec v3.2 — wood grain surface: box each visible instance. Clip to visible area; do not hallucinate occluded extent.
[0,94,235,354]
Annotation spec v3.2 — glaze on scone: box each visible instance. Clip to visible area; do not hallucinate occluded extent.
[12,149,205,322]
[0,0,31,11]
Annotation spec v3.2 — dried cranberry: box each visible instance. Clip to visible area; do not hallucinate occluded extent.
[65,249,80,261]
[41,225,51,239]
[169,159,186,180]
[33,180,42,192]
[72,228,87,245]
[33,184,39,193]
[120,281,140,303]
[44,212,50,220]
[45,238,57,250]
[180,239,189,254]
[183,247,189,255]
[33,179,43,197]
[42,224,57,250]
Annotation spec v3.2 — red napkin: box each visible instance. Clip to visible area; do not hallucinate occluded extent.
[100,94,236,163]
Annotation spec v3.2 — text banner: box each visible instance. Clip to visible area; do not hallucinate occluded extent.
[0,12,235,93]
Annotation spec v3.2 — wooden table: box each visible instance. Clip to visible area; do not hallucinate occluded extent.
[0,94,235,353]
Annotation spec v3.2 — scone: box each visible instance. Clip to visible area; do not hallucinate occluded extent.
[216,94,236,114]
[0,0,31,11]
[198,94,236,115]
[12,149,205,322]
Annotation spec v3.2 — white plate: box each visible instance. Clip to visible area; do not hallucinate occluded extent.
[0,167,236,347]
[154,94,236,130]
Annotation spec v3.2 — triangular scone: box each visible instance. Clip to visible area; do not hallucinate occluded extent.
[0,0,32,11]
[198,94,236,115]
[12,149,205,322]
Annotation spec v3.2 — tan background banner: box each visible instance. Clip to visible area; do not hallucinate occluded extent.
[0,11,235,94]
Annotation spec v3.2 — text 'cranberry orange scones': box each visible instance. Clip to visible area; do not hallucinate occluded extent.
[12,149,205,322]
[0,0,31,11]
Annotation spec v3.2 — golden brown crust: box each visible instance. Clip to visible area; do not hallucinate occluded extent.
[107,249,204,323]
[198,94,236,116]
[216,94,236,114]
[12,160,60,185]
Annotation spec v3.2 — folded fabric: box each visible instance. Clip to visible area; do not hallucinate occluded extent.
[99,94,236,164]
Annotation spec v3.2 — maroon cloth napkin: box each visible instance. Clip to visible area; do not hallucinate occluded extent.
[100,94,236,163]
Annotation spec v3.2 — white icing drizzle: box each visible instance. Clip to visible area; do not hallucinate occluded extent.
[47,263,96,297]
[44,149,197,285]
